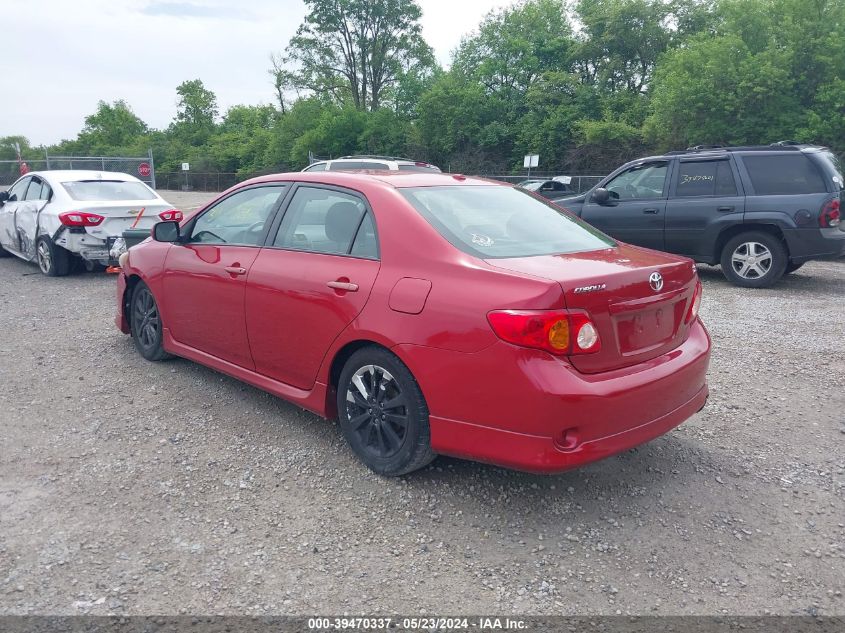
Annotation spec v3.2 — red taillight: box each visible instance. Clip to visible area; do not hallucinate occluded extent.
[820,198,841,228]
[685,280,702,324]
[59,211,104,227]
[487,310,601,355]
[158,209,183,222]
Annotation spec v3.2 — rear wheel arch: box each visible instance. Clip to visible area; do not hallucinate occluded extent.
[326,340,398,418]
[714,223,789,263]
[123,274,143,327]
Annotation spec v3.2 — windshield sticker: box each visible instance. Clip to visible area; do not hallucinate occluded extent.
[470,233,494,247]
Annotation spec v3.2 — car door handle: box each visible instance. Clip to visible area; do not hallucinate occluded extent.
[224,266,247,275]
[643,207,660,214]
[327,280,359,292]
[718,206,735,213]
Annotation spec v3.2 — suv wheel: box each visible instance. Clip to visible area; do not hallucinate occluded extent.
[720,231,787,288]
[337,347,436,476]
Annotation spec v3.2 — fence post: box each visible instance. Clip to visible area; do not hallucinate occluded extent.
[148,148,156,189]
[45,151,51,170]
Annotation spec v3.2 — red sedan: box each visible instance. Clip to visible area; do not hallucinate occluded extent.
[116,172,710,476]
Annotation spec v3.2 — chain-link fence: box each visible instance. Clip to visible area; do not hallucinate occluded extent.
[0,152,156,188]
[155,172,245,192]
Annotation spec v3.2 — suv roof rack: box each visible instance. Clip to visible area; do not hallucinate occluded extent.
[664,143,817,156]
[337,155,424,162]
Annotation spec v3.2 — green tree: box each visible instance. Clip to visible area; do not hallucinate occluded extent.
[172,79,219,145]
[281,0,435,110]
[77,100,148,151]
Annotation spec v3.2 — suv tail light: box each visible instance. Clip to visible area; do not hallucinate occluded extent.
[487,310,601,356]
[59,211,104,227]
[685,280,702,324]
[158,209,183,222]
[820,198,841,227]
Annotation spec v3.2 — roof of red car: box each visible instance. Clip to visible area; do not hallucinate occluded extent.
[241,171,505,189]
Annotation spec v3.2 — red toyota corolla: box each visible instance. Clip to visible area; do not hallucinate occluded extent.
[116,172,710,476]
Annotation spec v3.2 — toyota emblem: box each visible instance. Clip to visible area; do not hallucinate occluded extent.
[649,272,664,292]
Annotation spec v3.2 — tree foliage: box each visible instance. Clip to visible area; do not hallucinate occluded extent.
[281,0,436,111]
[20,0,845,178]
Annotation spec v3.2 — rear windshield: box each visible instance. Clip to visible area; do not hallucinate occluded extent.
[400,185,615,258]
[741,154,827,195]
[328,161,390,171]
[62,180,157,201]
[397,164,441,173]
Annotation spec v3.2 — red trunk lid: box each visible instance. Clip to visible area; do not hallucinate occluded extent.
[486,244,699,374]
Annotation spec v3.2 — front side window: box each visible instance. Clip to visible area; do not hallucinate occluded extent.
[304,163,327,172]
[8,177,30,201]
[62,180,156,201]
[603,162,669,200]
[400,185,614,258]
[274,186,376,258]
[742,154,826,195]
[675,160,737,197]
[190,185,287,246]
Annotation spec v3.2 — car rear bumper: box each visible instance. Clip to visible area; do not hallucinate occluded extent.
[396,319,711,473]
[785,226,845,263]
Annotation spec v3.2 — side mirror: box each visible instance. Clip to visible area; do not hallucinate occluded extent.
[0,191,9,205]
[152,221,181,242]
[592,187,613,205]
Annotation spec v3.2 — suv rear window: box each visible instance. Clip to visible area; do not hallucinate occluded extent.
[400,185,614,258]
[742,154,826,195]
[328,161,390,171]
[62,180,156,201]
[397,164,441,173]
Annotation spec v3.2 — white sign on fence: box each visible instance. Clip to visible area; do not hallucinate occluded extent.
[523,154,539,168]
[181,162,190,171]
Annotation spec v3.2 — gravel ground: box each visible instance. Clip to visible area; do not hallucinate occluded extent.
[0,190,843,616]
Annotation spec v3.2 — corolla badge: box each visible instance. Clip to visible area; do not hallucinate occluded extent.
[649,271,664,292]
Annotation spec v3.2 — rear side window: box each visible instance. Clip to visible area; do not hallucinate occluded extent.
[274,186,377,258]
[25,179,51,201]
[62,180,157,201]
[675,160,737,197]
[742,155,826,195]
[400,185,614,258]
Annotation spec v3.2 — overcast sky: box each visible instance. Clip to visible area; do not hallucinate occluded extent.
[2,0,509,146]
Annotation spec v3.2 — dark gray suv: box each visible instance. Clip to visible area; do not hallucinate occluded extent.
[558,143,844,287]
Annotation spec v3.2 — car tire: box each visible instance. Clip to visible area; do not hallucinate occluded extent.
[130,281,172,361]
[785,261,805,274]
[337,347,436,476]
[36,237,70,277]
[720,231,787,288]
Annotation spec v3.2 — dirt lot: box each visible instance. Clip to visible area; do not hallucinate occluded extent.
[0,190,843,616]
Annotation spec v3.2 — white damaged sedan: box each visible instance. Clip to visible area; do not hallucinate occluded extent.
[0,170,180,276]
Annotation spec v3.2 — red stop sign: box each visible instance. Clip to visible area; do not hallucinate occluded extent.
[138,163,151,178]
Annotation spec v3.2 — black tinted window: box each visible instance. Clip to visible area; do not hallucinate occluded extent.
[675,160,737,197]
[328,161,389,171]
[742,154,826,195]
